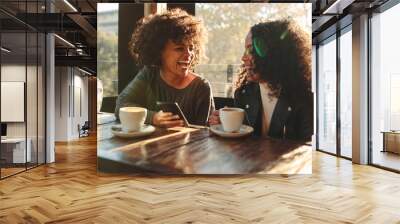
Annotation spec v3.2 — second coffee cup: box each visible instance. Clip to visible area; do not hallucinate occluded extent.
[119,107,147,132]
[219,107,244,132]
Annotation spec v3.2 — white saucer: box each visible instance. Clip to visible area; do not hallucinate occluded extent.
[209,124,254,138]
[111,124,155,138]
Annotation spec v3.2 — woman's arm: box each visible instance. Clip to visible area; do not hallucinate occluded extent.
[115,69,184,127]
[192,81,215,126]
[114,70,156,124]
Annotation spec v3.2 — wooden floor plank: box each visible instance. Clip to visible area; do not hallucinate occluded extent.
[1,134,400,223]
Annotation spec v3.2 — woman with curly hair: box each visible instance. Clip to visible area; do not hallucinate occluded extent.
[115,8,214,127]
[209,20,313,141]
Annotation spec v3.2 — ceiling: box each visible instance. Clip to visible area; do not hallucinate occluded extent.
[0,0,393,74]
[311,0,389,43]
[1,0,99,74]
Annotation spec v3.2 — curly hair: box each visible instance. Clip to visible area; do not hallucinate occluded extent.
[129,8,205,69]
[235,20,312,104]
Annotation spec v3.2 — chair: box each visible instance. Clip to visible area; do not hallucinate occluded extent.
[79,121,90,138]
[214,97,234,110]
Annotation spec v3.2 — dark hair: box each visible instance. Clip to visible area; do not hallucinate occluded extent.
[129,8,205,69]
[235,20,312,104]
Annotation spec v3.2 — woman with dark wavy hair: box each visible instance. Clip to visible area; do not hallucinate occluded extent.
[115,8,214,127]
[209,20,313,141]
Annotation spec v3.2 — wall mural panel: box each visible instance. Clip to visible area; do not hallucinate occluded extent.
[97,3,313,175]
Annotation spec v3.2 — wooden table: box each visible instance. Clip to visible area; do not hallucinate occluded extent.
[381,131,400,154]
[97,122,312,174]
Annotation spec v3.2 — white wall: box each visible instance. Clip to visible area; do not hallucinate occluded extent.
[55,66,69,141]
[55,67,89,141]
[1,65,26,138]
[0,65,40,137]
[1,63,46,164]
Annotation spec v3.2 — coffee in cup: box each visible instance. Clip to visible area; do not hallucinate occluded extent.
[219,107,244,132]
[119,107,147,132]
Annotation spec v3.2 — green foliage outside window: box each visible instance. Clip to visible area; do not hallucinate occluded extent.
[98,28,118,97]
[195,3,311,97]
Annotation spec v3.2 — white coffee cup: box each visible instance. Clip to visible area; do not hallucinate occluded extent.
[219,107,244,132]
[119,107,147,132]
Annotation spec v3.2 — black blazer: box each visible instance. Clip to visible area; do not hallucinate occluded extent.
[234,82,313,141]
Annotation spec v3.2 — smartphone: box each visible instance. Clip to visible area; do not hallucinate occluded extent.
[156,101,189,127]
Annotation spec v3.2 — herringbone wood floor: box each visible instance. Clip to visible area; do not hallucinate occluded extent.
[1,134,400,223]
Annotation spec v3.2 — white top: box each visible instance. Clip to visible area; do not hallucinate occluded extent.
[259,83,278,136]
[97,112,116,125]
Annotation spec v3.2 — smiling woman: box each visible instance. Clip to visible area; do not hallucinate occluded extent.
[115,8,215,127]
[159,40,196,89]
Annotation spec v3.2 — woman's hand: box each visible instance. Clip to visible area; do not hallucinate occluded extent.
[208,110,220,126]
[152,110,184,128]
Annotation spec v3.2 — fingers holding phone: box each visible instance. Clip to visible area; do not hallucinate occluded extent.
[152,111,184,128]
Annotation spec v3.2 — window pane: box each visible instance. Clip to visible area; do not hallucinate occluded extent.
[27,31,38,169]
[371,3,400,171]
[1,31,27,177]
[318,36,337,154]
[340,28,352,158]
[312,45,317,149]
[195,3,311,98]
[38,32,45,165]
[98,4,118,98]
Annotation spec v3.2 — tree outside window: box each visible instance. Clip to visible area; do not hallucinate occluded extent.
[195,3,311,98]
